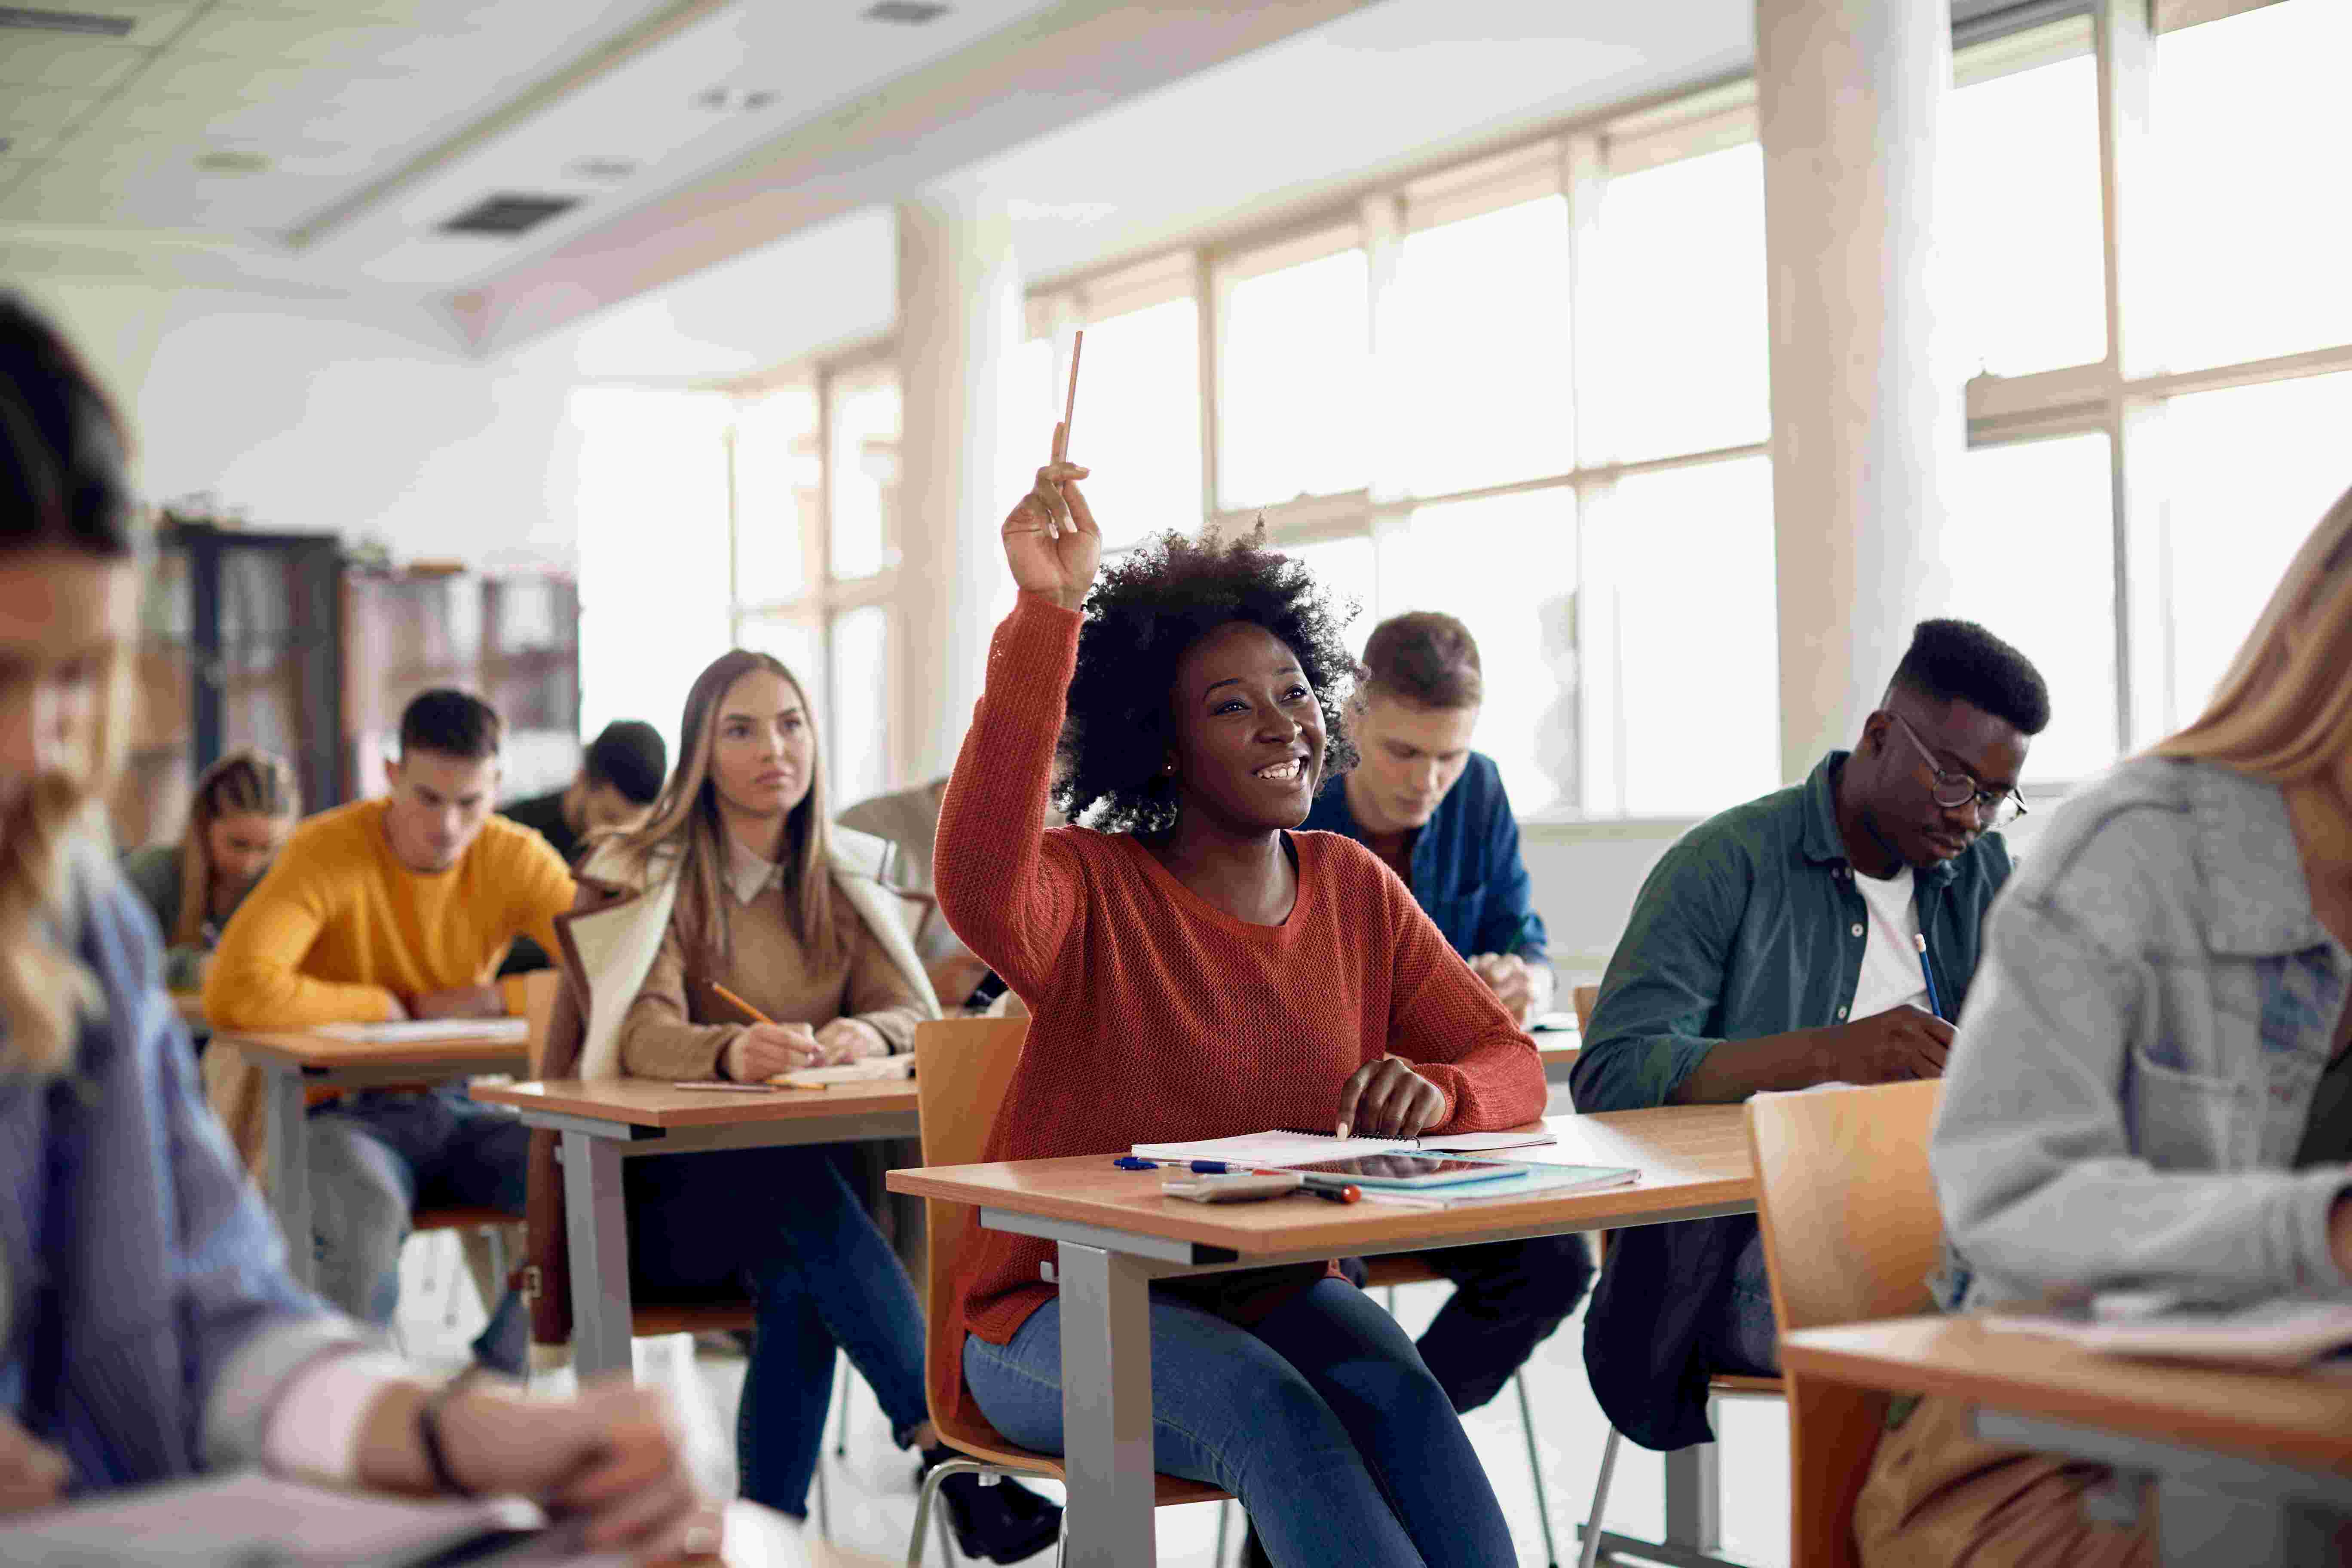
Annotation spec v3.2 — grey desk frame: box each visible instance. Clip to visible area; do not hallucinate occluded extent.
[978,1191,1757,1567]
[506,1103,920,1379]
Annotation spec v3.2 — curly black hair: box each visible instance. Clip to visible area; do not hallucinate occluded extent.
[1890,618,2052,737]
[1057,524,1362,833]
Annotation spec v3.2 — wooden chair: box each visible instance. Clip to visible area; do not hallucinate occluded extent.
[1570,984,1600,1031]
[407,969,564,1354]
[1746,1080,1943,1568]
[1359,1253,1564,1568]
[908,1017,1231,1568]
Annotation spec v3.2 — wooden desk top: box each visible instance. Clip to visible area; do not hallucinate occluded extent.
[885,1103,1753,1256]
[473,1075,920,1129]
[1537,1042,1579,1068]
[1782,1316,2352,1476]
[216,1028,530,1073]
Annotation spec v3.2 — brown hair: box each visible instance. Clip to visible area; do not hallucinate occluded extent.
[2153,484,2352,783]
[172,747,300,947]
[0,294,137,1077]
[605,649,845,975]
[1360,611,1483,710]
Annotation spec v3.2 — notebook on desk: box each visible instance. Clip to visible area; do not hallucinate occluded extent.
[1130,1127,1556,1166]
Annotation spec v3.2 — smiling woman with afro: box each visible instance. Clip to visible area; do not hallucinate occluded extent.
[925,445,1544,1566]
[1055,523,1361,832]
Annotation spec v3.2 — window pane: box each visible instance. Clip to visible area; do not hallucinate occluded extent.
[827,366,898,581]
[1393,198,1574,497]
[1278,535,1377,661]
[2153,0,2352,371]
[2162,370,2352,724]
[732,385,816,606]
[1219,246,1369,510]
[1945,48,2105,376]
[1387,489,1579,815]
[828,604,890,808]
[1600,144,1769,463]
[737,615,820,693]
[1067,298,1204,547]
[573,388,732,770]
[1950,435,2116,782]
[1604,457,1778,815]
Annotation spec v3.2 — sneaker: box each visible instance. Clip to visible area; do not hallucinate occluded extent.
[919,1447,1063,1564]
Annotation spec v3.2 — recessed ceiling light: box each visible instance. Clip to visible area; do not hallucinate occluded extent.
[691,86,779,113]
[863,0,950,23]
[566,156,640,183]
[0,6,136,37]
[194,150,273,175]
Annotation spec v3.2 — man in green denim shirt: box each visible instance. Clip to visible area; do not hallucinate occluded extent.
[1569,619,2049,1452]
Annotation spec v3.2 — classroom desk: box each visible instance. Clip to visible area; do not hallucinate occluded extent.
[472,1077,921,1379]
[215,1028,531,1290]
[1781,1316,2352,1567]
[887,1102,1756,1567]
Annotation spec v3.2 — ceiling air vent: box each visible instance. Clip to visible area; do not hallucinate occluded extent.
[437,193,582,237]
[862,1,950,24]
[0,6,138,35]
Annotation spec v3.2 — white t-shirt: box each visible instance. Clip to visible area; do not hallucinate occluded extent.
[1848,866,1932,1023]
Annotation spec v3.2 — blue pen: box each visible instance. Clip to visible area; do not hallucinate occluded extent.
[1912,933,1945,1022]
[1112,1156,1161,1170]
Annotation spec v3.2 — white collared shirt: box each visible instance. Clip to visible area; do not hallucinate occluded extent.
[726,834,787,906]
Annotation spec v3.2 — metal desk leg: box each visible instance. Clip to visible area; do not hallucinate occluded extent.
[561,1130,635,1380]
[1663,1439,1722,1552]
[263,1061,314,1289]
[1057,1242,1158,1567]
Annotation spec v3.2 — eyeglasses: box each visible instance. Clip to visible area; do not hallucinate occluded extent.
[1885,713,2027,828]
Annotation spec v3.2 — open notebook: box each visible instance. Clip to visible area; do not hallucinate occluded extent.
[1982,1298,2352,1369]
[1132,1127,1556,1165]
[318,1018,530,1045]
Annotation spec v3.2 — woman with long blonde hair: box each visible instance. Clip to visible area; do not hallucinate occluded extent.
[121,746,298,993]
[0,294,716,1553]
[536,647,1057,1556]
[1854,491,2352,1565]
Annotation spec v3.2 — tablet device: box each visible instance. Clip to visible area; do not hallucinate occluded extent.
[1288,1154,1520,1190]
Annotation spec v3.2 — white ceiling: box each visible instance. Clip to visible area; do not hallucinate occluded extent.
[1,0,1759,378]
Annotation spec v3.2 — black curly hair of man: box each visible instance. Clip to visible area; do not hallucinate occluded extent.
[1055,524,1362,834]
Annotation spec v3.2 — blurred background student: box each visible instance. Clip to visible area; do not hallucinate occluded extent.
[0,290,714,1557]
[119,745,298,995]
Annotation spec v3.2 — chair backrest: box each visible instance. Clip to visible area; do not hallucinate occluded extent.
[1571,983,1600,1031]
[912,1017,1031,1443]
[518,967,563,1079]
[1746,1079,1943,1568]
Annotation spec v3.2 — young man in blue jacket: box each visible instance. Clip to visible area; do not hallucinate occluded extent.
[1570,619,2049,1451]
[1303,612,1594,1409]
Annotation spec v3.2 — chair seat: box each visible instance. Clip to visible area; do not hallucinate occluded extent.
[1709,1373,1784,1396]
[1358,1254,1446,1289]
[630,1297,758,1336]
[937,1416,1229,1506]
[412,1205,518,1232]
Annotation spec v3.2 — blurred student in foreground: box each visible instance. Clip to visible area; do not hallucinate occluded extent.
[0,291,711,1557]
[1860,491,2352,1566]
[120,746,298,995]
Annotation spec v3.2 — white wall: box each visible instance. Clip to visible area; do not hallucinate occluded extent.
[20,278,587,570]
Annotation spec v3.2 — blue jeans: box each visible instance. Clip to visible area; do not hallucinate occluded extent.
[1342,1233,1596,1414]
[626,1144,931,1518]
[964,1279,1516,1568]
[307,1085,529,1374]
[1694,1230,1781,1377]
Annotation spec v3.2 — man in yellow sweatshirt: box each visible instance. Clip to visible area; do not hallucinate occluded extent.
[207,689,574,1374]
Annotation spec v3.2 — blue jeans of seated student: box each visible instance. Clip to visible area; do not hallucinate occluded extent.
[308,1084,530,1375]
[963,1279,1516,1568]
[626,1143,931,1518]
[1694,1230,1781,1378]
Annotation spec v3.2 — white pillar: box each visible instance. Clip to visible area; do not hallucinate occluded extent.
[1758,0,1960,781]
[895,192,1025,784]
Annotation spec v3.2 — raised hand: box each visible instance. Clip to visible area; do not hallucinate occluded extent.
[1001,426,1099,612]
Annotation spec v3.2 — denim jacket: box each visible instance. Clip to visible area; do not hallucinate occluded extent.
[0,842,357,1493]
[1933,757,2352,1314]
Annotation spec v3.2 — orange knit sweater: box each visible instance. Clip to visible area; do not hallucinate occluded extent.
[936,594,1546,1350]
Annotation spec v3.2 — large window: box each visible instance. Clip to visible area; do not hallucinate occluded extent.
[1217,237,1370,511]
